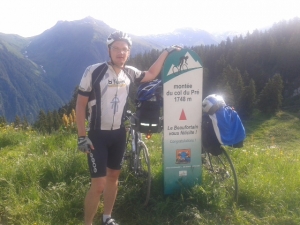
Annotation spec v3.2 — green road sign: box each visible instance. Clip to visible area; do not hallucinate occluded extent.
[162,49,203,194]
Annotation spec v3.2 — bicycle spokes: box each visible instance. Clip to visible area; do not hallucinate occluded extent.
[122,125,151,206]
[203,149,238,202]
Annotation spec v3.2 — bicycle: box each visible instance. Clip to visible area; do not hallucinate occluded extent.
[172,56,189,74]
[201,112,239,202]
[122,110,152,206]
[122,109,238,204]
[201,145,239,202]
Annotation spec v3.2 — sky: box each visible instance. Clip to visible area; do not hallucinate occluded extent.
[1,0,299,37]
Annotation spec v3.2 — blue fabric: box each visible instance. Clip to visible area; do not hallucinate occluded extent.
[210,106,246,146]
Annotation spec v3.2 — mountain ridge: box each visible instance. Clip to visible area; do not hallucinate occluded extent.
[1,16,298,122]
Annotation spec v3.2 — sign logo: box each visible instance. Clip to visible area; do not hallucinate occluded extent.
[179,109,187,120]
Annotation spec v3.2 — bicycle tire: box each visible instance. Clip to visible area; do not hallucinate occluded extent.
[182,64,188,71]
[123,127,134,171]
[203,147,238,202]
[124,128,151,206]
[136,141,151,206]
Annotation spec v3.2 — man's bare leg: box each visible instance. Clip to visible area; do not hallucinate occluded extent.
[84,177,106,225]
[103,168,121,216]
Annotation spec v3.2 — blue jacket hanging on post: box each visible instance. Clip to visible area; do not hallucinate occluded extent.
[209,106,246,147]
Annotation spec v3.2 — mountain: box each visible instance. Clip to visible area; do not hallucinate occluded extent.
[212,31,244,43]
[25,17,160,102]
[0,17,163,122]
[3,16,297,123]
[1,17,226,122]
[142,28,218,47]
[0,33,64,122]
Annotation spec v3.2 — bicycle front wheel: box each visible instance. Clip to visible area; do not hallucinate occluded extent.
[136,141,151,206]
[172,66,178,74]
[203,147,238,202]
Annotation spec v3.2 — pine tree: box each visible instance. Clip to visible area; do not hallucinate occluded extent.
[272,73,284,108]
[34,110,47,133]
[46,111,54,133]
[217,65,244,109]
[239,79,256,118]
[217,82,235,106]
[22,116,29,129]
[52,110,61,131]
[257,74,283,113]
[0,116,6,126]
[14,115,21,128]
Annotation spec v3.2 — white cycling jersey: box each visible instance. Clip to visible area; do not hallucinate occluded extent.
[78,62,145,130]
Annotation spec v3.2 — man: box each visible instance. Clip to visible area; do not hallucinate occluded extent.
[76,31,179,225]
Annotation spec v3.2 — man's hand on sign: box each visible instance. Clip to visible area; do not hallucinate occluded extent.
[165,45,182,54]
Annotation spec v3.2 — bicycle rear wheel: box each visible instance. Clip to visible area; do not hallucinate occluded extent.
[203,147,238,202]
[181,64,188,71]
[135,141,151,206]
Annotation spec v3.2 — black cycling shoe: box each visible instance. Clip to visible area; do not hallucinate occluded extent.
[103,218,119,225]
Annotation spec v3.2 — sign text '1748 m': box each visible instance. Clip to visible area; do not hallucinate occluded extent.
[174,96,192,102]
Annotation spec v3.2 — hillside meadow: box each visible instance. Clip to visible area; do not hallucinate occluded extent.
[0,110,300,225]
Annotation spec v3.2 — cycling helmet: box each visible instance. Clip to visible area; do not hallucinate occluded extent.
[137,79,162,101]
[107,31,132,47]
[202,94,226,114]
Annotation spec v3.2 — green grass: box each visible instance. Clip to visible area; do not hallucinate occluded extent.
[1,110,300,224]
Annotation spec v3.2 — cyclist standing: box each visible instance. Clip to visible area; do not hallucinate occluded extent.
[76,31,179,225]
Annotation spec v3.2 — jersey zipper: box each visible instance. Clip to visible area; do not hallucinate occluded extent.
[111,69,120,130]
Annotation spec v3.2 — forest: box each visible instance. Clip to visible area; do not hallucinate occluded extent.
[2,18,300,130]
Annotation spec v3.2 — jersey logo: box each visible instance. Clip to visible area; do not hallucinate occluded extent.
[111,96,120,113]
[108,79,126,86]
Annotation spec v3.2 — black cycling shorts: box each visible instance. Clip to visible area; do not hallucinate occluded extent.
[87,127,126,178]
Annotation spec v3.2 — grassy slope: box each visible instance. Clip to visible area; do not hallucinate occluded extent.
[0,110,300,225]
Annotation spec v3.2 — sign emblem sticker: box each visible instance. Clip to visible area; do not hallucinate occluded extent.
[176,149,191,164]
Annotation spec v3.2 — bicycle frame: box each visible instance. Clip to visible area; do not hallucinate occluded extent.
[123,110,151,206]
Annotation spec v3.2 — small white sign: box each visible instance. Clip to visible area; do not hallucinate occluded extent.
[179,170,187,177]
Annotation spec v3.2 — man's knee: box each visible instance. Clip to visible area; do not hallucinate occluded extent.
[90,177,106,194]
[106,169,121,182]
